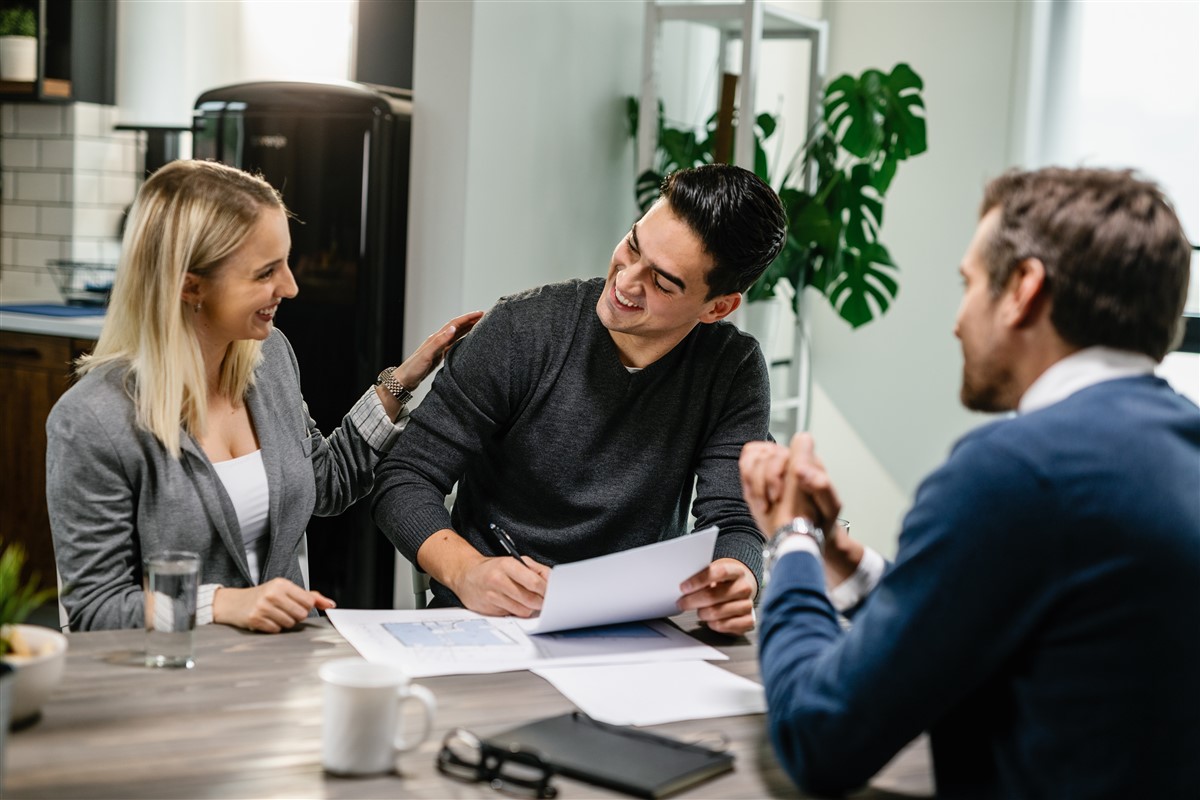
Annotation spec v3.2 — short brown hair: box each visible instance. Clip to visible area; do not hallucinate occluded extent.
[979,167,1191,361]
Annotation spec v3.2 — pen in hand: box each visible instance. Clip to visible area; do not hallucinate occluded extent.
[487,522,528,566]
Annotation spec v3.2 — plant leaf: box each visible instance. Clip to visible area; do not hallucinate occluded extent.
[842,164,884,249]
[825,70,886,160]
[824,243,900,328]
[756,112,777,140]
[635,170,662,213]
[752,235,813,305]
[881,63,928,160]
[784,188,839,251]
[872,155,898,193]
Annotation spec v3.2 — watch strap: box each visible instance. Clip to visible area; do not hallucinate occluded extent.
[770,517,825,553]
[763,517,825,589]
[375,367,413,406]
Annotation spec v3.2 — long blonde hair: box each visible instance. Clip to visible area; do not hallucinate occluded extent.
[79,160,286,457]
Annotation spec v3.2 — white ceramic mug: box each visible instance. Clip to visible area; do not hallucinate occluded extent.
[319,658,436,776]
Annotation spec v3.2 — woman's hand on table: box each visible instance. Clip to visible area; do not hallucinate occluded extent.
[212,577,335,633]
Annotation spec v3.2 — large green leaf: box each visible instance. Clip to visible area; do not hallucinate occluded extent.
[825,64,927,167]
[840,164,884,250]
[660,127,708,174]
[824,243,900,328]
[824,72,885,160]
[784,188,839,250]
[880,63,927,160]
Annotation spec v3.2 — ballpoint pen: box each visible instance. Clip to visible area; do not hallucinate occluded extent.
[487,522,527,565]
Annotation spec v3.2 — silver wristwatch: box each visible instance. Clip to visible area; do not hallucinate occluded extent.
[374,367,413,406]
[763,517,825,588]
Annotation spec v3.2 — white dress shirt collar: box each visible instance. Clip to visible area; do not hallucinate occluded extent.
[1019,346,1156,414]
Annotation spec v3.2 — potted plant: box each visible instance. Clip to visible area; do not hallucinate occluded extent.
[0,541,66,728]
[0,5,37,83]
[628,63,928,329]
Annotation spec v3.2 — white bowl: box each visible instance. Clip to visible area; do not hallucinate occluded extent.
[1,624,68,726]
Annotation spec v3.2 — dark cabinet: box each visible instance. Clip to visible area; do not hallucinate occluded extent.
[0,0,115,104]
[0,330,93,592]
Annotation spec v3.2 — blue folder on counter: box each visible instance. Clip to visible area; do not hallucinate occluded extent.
[0,304,106,317]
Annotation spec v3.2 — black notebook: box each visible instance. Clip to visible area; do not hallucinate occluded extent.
[486,712,734,799]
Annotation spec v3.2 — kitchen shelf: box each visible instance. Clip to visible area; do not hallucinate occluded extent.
[0,0,113,105]
[637,0,827,173]
[0,77,70,98]
[636,0,829,438]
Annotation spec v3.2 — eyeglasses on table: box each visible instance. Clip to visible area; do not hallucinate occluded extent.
[437,727,558,799]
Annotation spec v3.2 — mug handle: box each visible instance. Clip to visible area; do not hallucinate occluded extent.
[393,683,437,753]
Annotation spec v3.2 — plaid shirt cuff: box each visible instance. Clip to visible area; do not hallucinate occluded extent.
[348,387,409,452]
[197,583,221,625]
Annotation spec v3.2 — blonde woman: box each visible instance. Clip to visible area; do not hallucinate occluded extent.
[47,160,480,633]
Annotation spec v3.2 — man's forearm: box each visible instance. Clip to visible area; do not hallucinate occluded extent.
[416,528,486,596]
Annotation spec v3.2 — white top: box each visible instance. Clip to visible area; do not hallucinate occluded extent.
[211,449,271,584]
[192,386,400,625]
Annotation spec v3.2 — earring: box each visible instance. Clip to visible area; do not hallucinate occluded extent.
[193,301,201,313]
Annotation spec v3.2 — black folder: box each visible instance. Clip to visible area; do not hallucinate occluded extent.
[486,711,735,799]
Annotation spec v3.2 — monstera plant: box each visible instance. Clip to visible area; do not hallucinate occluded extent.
[628,63,928,328]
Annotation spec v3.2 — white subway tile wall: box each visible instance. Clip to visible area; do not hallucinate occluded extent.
[1,138,37,168]
[0,102,144,303]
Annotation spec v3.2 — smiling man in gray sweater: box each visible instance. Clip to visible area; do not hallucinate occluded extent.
[372,164,787,635]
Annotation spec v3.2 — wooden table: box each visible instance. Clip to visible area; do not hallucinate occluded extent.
[4,617,932,799]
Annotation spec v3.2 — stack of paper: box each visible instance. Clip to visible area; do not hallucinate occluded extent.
[327,527,765,724]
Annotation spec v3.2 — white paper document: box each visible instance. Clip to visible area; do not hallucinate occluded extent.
[532,661,767,726]
[327,608,726,678]
[517,526,719,634]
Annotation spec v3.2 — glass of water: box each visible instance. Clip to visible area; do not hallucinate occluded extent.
[144,550,199,669]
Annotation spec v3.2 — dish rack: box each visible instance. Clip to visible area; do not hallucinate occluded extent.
[47,260,117,306]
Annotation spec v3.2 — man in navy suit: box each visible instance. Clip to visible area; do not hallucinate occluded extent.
[743,167,1199,798]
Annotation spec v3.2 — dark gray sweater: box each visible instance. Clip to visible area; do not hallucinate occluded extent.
[373,278,771,605]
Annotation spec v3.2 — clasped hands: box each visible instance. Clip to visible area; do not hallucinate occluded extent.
[739,433,863,586]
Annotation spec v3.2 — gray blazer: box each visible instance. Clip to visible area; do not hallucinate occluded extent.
[47,330,383,631]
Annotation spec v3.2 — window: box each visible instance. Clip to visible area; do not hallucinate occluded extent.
[1033,0,1199,399]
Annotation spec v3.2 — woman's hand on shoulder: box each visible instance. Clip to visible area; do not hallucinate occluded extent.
[212,578,335,633]
[391,310,484,391]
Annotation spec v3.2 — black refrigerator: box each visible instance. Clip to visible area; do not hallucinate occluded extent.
[192,80,412,609]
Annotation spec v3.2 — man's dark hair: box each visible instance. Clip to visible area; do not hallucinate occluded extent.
[659,164,787,299]
[980,167,1191,361]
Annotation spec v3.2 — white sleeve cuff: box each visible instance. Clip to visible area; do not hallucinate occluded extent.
[348,387,409,452]
[828,546,885,613]
[197,583,222,626]
[775,533,823,560]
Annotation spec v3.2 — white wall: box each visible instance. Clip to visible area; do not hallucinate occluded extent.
[116,0,355,129]
[398,0,644,605]
[802,0,1027,555]
[116,0,243,128]
[404,0,642,375]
